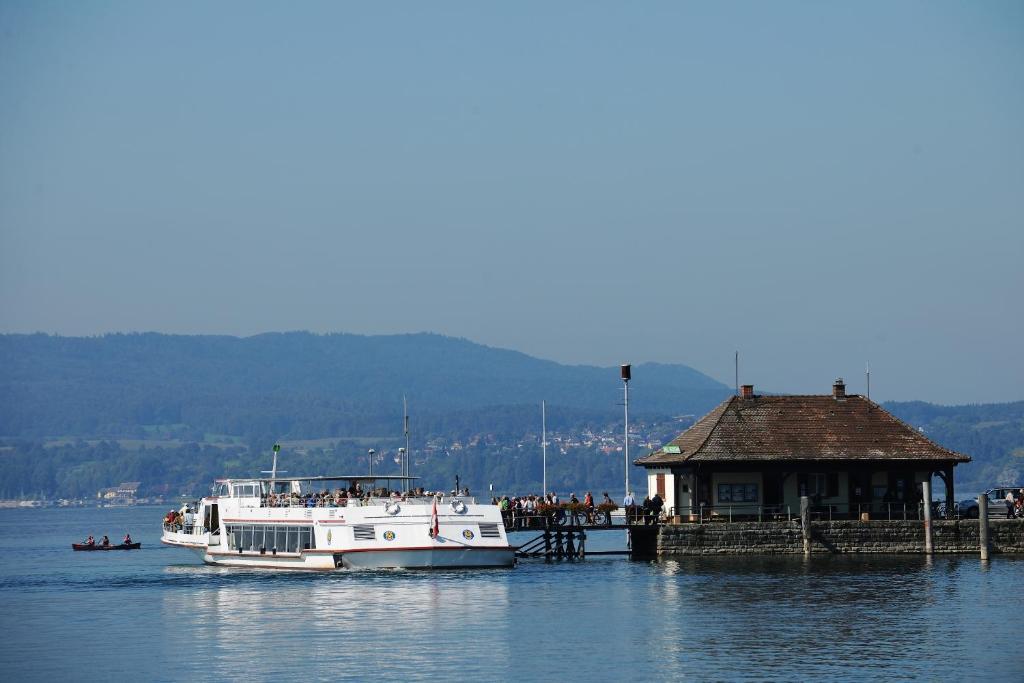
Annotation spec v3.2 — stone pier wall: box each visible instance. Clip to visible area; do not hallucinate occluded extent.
[656,519,1024,555]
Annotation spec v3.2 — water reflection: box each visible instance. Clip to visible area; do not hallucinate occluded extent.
[160,569,513,678]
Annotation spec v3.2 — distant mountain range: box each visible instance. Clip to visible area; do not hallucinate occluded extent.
[0,332,1021,499]
[0,332,731,439]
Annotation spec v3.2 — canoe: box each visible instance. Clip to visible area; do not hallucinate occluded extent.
[72,542,141,551]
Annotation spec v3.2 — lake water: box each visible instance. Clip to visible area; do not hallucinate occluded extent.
[1,506,1022,681]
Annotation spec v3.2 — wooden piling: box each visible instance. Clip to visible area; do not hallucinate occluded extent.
[922,480,933,554]
[978,494,990,561]
[800,496,811,555]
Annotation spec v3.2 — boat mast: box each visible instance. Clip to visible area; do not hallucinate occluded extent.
[542,400,547,497]
[403,395,411,493]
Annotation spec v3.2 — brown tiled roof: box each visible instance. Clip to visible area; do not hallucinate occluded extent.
[636,394,970,465]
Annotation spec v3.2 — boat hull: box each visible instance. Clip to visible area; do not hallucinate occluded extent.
[338,546,515,569]
[193,546,515,570]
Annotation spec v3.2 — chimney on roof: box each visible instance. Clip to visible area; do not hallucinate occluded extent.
[833,378,846,399]
[740,384,754,399]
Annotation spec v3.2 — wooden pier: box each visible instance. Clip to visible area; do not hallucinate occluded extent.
[510,514,658,560]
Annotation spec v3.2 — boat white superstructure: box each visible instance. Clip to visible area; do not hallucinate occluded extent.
[161,475,515,570]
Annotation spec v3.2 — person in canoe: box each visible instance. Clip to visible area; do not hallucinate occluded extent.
[101,535,110,547]
[84,535,96,546]
[123,533,132,545]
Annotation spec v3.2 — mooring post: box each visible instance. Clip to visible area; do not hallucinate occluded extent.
[578,530,586,558]
[544,518,552,560]
[922,480,933,554]
[800,495,811,555]
[978,494,990,561]
[554,530,564,558]
[566,530,576,559]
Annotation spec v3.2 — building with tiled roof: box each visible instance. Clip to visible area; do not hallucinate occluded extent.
[635,379,969,520]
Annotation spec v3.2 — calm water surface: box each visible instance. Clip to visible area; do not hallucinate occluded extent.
[1,506,1021,681]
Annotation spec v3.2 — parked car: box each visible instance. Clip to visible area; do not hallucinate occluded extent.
[956,486,1023,519]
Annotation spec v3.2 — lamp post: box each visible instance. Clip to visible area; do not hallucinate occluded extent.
[368,448,375,478]
[622,364,631,499]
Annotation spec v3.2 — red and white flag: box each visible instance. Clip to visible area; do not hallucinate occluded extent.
[430,498,440,539]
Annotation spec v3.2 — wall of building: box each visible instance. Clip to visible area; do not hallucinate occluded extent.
[656,519,1024,555]
[646,468,677,515]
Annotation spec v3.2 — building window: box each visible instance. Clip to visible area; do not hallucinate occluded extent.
[800,473,840,498]
[717,483,758,503]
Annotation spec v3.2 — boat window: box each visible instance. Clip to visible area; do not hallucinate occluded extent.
[224,524,313,552]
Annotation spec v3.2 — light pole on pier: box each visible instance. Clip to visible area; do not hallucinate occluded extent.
[621,364,631,500]
[368,448,375,478]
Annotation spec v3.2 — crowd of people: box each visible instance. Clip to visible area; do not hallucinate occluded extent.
[495,490,666,527]
[261,486,468,508]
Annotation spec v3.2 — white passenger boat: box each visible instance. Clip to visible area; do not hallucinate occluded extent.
[161,475,515,570]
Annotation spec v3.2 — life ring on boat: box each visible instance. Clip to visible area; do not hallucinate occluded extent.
[385,501,401,515]
[450,499,467,514]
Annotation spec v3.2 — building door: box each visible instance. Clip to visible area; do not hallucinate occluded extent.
[763,472,782,508]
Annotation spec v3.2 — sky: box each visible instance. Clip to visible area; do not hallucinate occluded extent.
[1,1,1022,404]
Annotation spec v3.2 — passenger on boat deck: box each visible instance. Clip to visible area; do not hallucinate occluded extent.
[85,535,95,546]
[101,535,110,547]
[123,533,132,544]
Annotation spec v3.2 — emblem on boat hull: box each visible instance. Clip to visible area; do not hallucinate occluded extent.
[383,530,396,541]
[462,529,474,540]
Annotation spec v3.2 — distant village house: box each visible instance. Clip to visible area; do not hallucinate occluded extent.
[97,481,140,506]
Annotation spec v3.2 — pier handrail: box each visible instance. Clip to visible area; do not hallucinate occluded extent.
[685,501,930,523]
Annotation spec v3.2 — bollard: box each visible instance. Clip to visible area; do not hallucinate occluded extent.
[978,494,990,561]
[922,480,933,554]
[800,496,811,555]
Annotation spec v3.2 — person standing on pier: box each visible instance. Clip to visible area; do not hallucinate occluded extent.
[623,490,635,523]
[651,492,664,524]
[1006,490,1017,518]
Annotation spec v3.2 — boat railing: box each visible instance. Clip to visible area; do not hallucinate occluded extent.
[259,495,478,509]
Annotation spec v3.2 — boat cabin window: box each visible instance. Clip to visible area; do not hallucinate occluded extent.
[232,483,258,497]
[226,524,315,553]
[265,481,293,495]
[213,483,230,497]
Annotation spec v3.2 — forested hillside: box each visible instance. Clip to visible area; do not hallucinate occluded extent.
[0,332,729,440]
[884,400,1024,494]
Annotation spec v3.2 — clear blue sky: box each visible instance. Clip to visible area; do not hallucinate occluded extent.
[1,2,1021,404]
